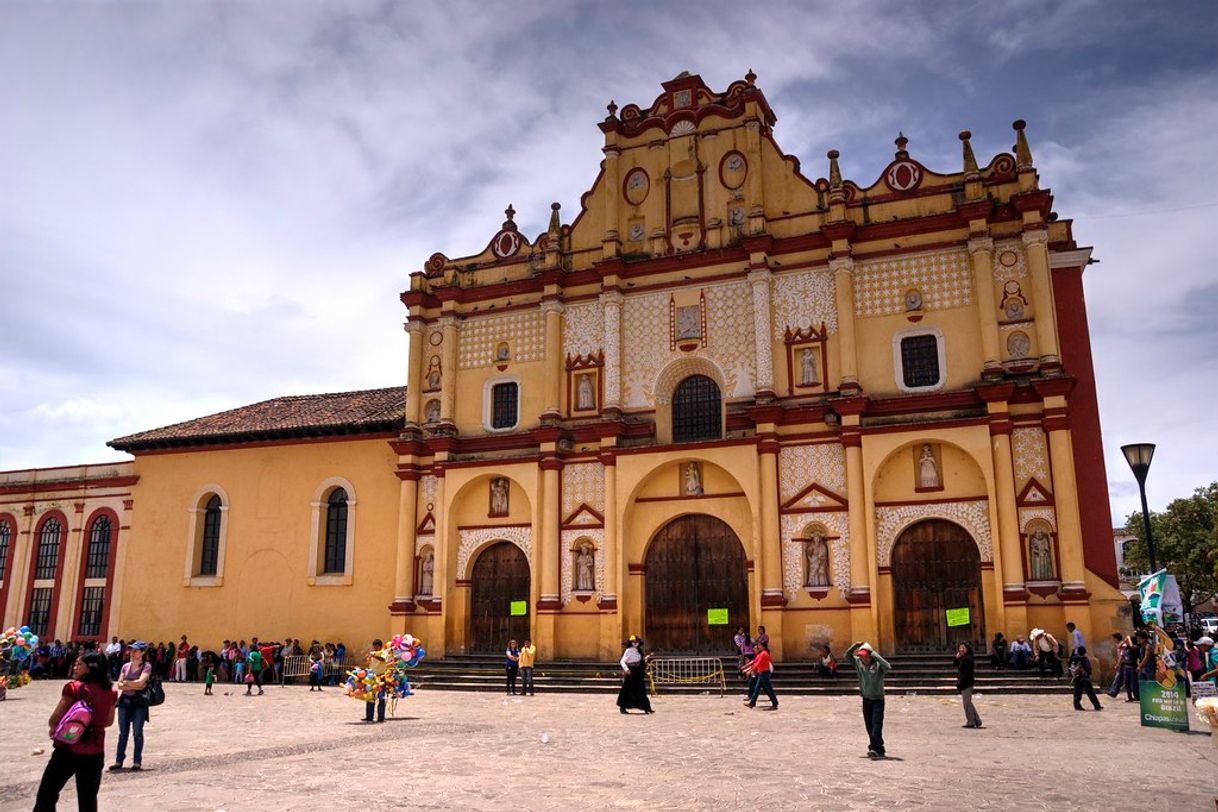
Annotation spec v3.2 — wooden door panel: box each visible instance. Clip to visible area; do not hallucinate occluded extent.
[892,520,985,653]
[469,542,530,653]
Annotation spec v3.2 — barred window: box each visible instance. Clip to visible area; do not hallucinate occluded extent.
[200,495,222,576]
[491,382,519,430]
[900,334,941,389]
[85,515,112,579]
[77,586,105,637]
[672,375,722,443]
[323,488,348,574]
[28,587,52,637]
[0,520,10,580]
[35,518,62,580]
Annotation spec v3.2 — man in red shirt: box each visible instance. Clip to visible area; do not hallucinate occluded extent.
[744,641,779,710]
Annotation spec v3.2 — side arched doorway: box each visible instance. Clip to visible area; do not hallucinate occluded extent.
[892,519,985,653]
[644,514,748,654]
[468,541,530,653]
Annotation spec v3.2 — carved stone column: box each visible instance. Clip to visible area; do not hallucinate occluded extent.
[404,320,425,427]
[967,236,1002,374]
[600,290,623,413]
[748,267,774,397]
[830,256,860,391]
[390,471,419,614]
[438,315,459,424]
[541,300,564,420]
[602,146,621,257]
[1023,229,1061,366]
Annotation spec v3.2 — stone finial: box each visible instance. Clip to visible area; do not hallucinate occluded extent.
[1013,119,1033,170]
[745,68,757,85]
[959,130,979,177]
[827,149,842,189]
[894,132,909,158]
[503,203,517,231]
[548,202,561,235]
[606,99,618,118]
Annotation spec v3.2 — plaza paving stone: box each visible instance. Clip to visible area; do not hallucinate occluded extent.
[1,679,1215,810]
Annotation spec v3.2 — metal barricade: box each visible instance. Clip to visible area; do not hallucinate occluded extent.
[647,657,727,696]
[281,655,353,681]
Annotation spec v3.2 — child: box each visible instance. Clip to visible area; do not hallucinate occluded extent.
[203,656,215,695]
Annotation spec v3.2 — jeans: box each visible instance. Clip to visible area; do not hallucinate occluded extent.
[34,747,104,812]
[520,667,535,695]
[115,699,148,766]
[961,688,982,726]
[747,671,778,708]
[1012,650,1029,669]
[862,697,885,755]
[364,697,385,722]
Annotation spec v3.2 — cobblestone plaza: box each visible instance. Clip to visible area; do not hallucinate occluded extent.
[1,681,1214,810]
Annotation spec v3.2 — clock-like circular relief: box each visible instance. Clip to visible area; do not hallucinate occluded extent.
[719,150,747,189]
[428,331,442,346]
[491,230,521,258]
[904,288,924,311]
[623,169,649,205]
[999,250,1019,268]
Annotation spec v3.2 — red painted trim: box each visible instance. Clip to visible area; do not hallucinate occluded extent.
[873,495,988,507]
[780,482,847,511]
[634,491,746,504]
[0,476,140,496]
[125,431,399,457]
[454,522,532,531]
[23,510,70,639]
[73,507,120,641]
[861,416,989,435]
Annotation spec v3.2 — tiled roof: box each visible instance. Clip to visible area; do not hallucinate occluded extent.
[109,386,405,452]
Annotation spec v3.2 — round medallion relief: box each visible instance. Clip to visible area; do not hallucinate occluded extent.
[885,161,923,192]
[623,169,649,206]
[491,230,521,258]
[999,250,1019,268]
[720,151,747,189]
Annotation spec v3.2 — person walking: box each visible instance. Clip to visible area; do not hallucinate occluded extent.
[743,641,778,710]
[244,644,264,696]
[955,642,982,728]
[518,639,536,696]
[1069,646,1103,711]
[1106,633,1131,699]
[110,642,152,772]
[844,642,891,759]
[504,640,520,696]
[33,652,117,812]
[616,636,653,715]
[363,639,388,723]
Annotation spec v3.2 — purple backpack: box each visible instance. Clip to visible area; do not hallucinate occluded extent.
[52,687,93,747]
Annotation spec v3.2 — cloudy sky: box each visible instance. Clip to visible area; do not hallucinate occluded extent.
[1,1,1214,521]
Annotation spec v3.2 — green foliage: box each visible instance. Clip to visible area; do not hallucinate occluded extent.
[1124,482,1218,613]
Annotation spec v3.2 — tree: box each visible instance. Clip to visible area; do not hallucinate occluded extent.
[1124,482,1218,617]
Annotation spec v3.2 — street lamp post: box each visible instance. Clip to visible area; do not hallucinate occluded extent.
[1121,443,1157,575]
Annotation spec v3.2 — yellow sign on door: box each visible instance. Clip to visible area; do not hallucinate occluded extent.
[510,600,528,616]
[707,608,729,626]
[945,607,971,627]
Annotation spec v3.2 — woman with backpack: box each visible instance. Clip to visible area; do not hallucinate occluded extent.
[110,642,152,771]
[33,651,117,811]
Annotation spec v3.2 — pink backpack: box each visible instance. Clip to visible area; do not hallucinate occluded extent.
[52,686,93,747]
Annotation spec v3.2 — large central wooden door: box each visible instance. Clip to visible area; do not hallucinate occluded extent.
[892,519,985,653]
[469,541,530,653]
[644,514,748,655]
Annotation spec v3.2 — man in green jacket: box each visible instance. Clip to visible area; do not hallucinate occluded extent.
[845,641,891,759]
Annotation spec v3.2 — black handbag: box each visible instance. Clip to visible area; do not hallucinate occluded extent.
[139,675,165,707]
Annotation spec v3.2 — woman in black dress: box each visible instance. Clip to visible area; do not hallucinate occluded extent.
[616,637,653,714]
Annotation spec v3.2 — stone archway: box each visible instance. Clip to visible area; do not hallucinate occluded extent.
[891,519,985,653]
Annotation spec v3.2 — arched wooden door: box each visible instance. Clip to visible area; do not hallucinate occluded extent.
[892,519,985,653]
[644,515,748,655]
[469,541,530,653]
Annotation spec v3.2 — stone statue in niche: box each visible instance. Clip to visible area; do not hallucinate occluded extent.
[489,477,509,516]
[577,374,595,410]
[418,551,434,596]
[917,444,941,489]
[683,462,703,496]
[427,359,442,390]
[1029,530,1054,580]
[424,400,440,423]
[575,543,595,592]
[799,347,819,386]
[1007,331,1031,359]
[805,534,830,587]
[496,343,510,362]
[676,305,700,340]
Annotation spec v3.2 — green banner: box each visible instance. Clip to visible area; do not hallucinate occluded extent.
[707,608,729,626]
[945,607,971,627]
[510,600,527,616]
[1138,680,1189,731]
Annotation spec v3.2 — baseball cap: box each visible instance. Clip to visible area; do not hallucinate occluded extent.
[1198,636,1214,646]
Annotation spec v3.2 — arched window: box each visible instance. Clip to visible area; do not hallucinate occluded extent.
[323,488,349,574]
[200,495,222,576]
[35,518,62,580]
[0,519,10,580]
[85,515,112,579]
[671,375,721,443]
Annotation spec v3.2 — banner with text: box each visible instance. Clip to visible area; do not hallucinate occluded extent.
[1138,679,1189,731]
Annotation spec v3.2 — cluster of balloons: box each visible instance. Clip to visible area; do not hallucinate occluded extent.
[344,634,426,705]
[1,626,39,662]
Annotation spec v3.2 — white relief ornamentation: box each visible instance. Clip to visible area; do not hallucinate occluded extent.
[778,443,847,503]
[562,463,605,519]
[560,528,605,605]
[602,293,622,407]
[457,526,533,580]
[780,512,849,599]
[1011,427,1051,489]
[1019,507,1057,532]
[771,269,838,339]
[853,249,973,318]
[458,311,545,369]
[875,499,993,568]
[750,272,774,390]
[563,302,603,359]
[991,240,1029,281]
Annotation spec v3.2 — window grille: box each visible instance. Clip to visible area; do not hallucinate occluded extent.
[200,495,222,576]
[900,334,941,388]
[491,382,519,429]
[35,519,61,580]
[77,586,104,637]
[28,587,52,637]
[672,375,722,443]
[323,488,348,574]
[85,516,112,579]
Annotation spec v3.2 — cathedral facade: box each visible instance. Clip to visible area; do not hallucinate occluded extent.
[2,73,1125,660]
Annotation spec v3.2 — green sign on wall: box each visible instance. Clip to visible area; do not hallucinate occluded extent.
[945,607,971,627]
[707,608,729,626]
[510,600,528,616]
